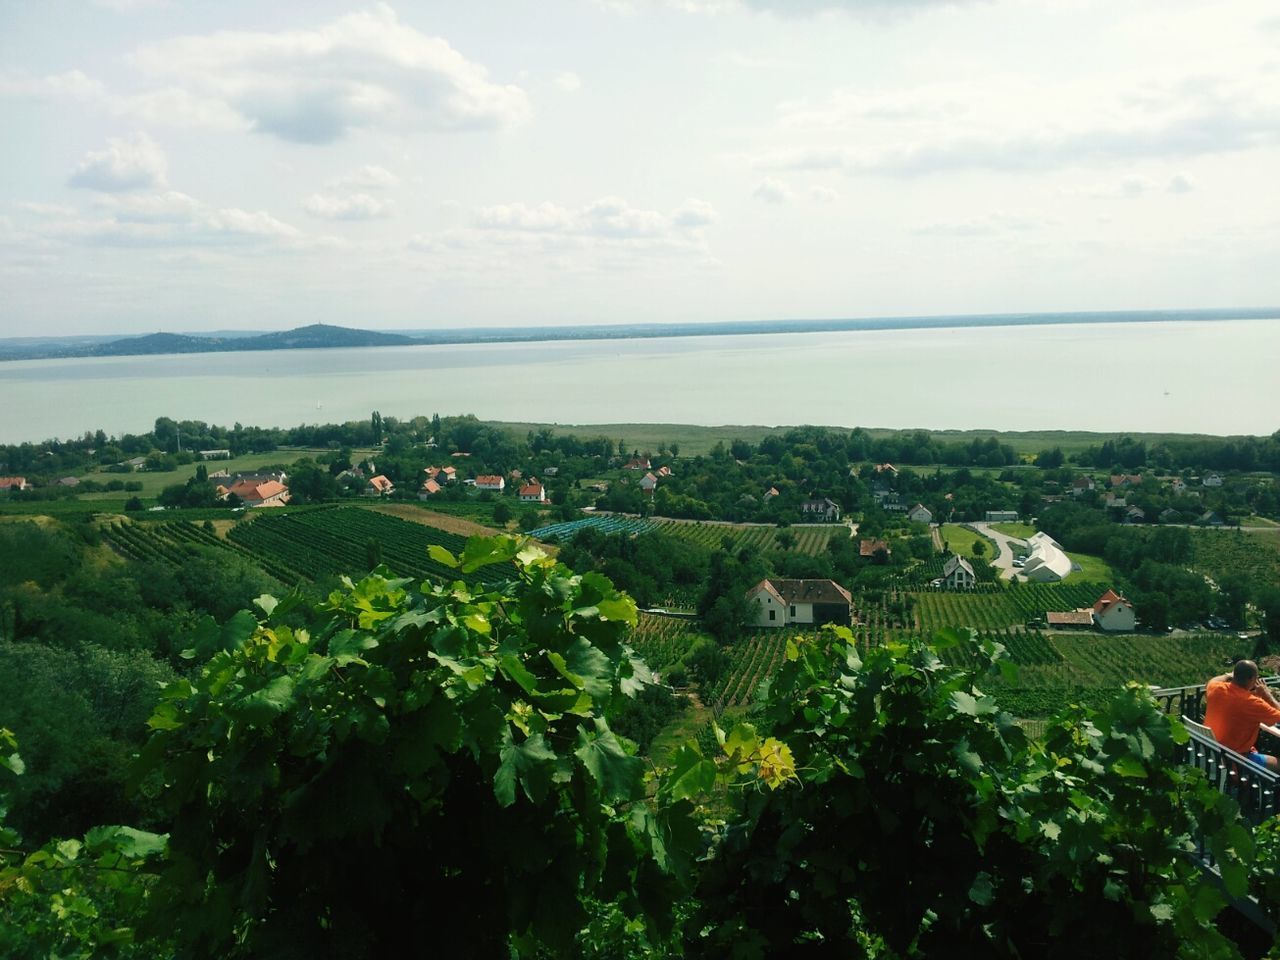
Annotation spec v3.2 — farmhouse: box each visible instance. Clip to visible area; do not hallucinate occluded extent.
[1020,531,1072,582]
[0,477,28,491]
[1092,589,1136,632]
[418,479,442,499]
[225,479,290,508]
[365,475,394,497]
[519,480,547,503]
[474,475,505,492]
[639,472,659,494]
[800,498,840,522]
[985,510,1019,522]
[907,503,933,524]
[623,457,651,471]
[1071,477,1095,496]
[747,578,853,628]
[941,554,976,590]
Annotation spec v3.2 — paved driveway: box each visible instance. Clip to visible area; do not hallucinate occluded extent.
[969,522,1026,581]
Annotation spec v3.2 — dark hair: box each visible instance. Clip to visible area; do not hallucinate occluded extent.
[1233,660,1259,686]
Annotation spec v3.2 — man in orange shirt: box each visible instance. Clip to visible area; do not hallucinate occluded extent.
[1203,660,1280,769]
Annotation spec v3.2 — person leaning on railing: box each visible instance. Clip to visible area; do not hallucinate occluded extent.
[1204,660,1280,770]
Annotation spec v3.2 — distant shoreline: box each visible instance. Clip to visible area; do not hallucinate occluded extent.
[1,307,1276,362]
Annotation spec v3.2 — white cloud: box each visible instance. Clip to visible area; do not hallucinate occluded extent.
[810,185,840,203]
[757,75,1280,177]
[672,198,717,226]
[329,164,399,190]
[302,192,392,220]
[69,133,168,192]
[752,178,793,202]
[128,4,531,143]
[1167,172,1196,193]
[552,71,582,92]
[913,213,1040,236]
[0,69,107,102]
[23,190,322,250]
[473,196,715,240]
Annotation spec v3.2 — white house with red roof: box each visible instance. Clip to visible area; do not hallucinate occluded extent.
[1092,589,1136,632]
[365,475,394,497]
[519,480,546,503]
[639,472,659,494]
[474,475,505,492]
[225,479,290,507]
[418,478,442,499]
[0,477,29,491]
[747,578,853,628]
[623,457,651,471]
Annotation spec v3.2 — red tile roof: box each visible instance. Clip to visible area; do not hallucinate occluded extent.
[475,475,504,487]
[1047,610,1094,626]
[0,477,26,489]
[1092,589,1129,615]
[755,578,853,606]
[519,482,543,496]
[368,475,393,493]
[420,479,442,494]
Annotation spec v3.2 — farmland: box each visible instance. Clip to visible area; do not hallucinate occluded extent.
[629,614,706,672]
[1190,528,1280,589]
[227,507,510,585]
[648,519,843,556]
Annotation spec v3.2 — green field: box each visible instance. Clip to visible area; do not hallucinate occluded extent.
[649,519,843,556]
[938,523,994,558]
[75,447,364,499]
[1069,552,1117,583]
[1190,528,1280,590]
[226,506,509,585]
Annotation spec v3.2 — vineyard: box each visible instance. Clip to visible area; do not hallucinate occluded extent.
[1190,528,1280,590]
[227,508,511,585]
[103,519,242,566]
[628,614,705,671]
[647,519,843,556]
[704,630,796,711]
[912,581,1109,632]
[530,515,657,540]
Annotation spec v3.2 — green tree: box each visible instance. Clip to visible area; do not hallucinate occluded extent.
[972,538,987,558]
[492,501,513,526]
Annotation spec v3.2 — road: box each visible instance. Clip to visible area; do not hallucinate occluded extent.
[968,522,1026,581]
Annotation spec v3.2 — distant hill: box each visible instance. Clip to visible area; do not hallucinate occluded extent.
[81,324,419,358]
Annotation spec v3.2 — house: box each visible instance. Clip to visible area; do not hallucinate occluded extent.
[907,503,933,524]
[225,479,290,508]
[655,465,672,478]
[941,555,976,590]
[0,477,28,491]
[1021,531,1072,582]
[418,479,442,499]
[1109,474,1143,488]
[639,472,659,494]
[874,463,899,477]
[985,510,1019,523]
[1104,493,1128,508]
[57,476,81,487]
[1199,510,1225,527]
[509,469,523,482]
[123,456,148,471]
[1071,477,1095,496]
[747,578,853,628]
[474,475,505,492]
[209,468,231,480]
[198,449,232,460]
[763,486,780,501]
[623,457,651,471]
[801,498,841,522]
[519,480,547,503]
[1202,474,1224,488]
[423,466,442,480]
[365,475,394,497]
[1092,589,1136,632]
[859,538,890,559]
[1170,477,1188,495]
[1124,505,1146,523]
[543,466,559,477]
[1159,508,1180,523]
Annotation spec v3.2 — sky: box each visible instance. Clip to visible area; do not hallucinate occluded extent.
[1,0,1278,336]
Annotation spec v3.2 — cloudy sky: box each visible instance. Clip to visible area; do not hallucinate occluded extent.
[1,0,1277,336]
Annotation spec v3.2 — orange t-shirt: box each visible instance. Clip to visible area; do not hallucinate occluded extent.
[1203,678,1280,755]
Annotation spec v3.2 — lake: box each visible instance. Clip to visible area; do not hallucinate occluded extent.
[0,318,1276,444]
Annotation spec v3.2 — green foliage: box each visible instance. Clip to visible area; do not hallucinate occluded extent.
[134,536,697,958]
[688,627,1250,958]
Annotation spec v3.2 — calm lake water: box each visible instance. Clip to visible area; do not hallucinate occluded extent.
[0,318,1276,444]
